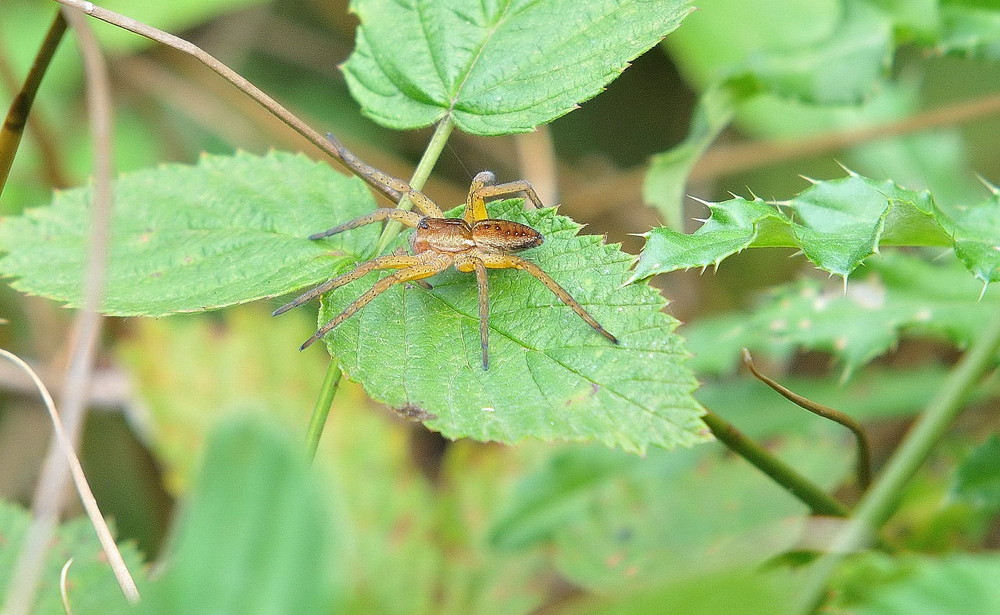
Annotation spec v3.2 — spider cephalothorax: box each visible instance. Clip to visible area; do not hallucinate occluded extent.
[274,135,617,370]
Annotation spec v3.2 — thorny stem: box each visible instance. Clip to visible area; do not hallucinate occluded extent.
[305,116,456,457]
[794,311,1000,614]
[701,409,849,518]
[0,10,67,197]
[742,349,873,491]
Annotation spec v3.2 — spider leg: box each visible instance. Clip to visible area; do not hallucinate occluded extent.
[300,255,451,350]
[272,254,424,317]
[481,254,618,345]
[473,259,490,370]
[308,208,424,239]
[456,256,492,369]
[464,174,545,223]
[326,134,444,218]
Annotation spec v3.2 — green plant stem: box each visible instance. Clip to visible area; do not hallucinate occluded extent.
[373,116,455,255]
[702,409,848,517]
[304,361,343,462]
[795,311,1000,614]
[304,117,455,459]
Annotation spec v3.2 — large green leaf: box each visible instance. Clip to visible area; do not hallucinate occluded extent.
[0,501,145,615]
[135,418,341,615]
[318,199,707,453]
[0,152,376,315]
[341,0,693,134]
[633,172,1000,286]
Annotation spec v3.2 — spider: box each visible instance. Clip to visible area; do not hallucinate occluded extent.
[273,135,618,370]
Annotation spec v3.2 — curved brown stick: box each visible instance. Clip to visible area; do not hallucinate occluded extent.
[742,349,873,491]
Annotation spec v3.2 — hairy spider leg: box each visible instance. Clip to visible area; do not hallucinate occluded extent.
[308,208,424,240]
[480,253,618,345]
[455,256,492,369]
[464,172,545,224]
[299,255,452,350]
[326,134,444,218]
[273,253,425,317]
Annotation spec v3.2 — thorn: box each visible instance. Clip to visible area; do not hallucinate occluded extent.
[979,280,990,301]
[975,174,1000,194]
[799,174,819,185]
[833,160,857,176]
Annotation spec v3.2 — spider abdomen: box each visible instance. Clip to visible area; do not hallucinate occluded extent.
[471,219,543,252]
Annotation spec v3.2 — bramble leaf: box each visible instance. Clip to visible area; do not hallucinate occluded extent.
[342,0,693,134]
[0,151,376,315]
[633,172,1000,286]
[317,199,707,453]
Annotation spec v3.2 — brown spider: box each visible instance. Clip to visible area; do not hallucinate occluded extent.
[273,135,618,370]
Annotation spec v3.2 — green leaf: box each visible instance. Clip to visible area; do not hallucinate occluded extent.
[317,199,707,453]
[0,151,376,315]
[0,500,145,615]
[666,0,892,105]
[633,171,1000,285]
[952,434,1000,511]
[940,1,1000,59]
[738,0,894,105]
[490,438,849,591]
[679,252,1000,374]
[832,553,1000,614]
[342,0,693,134]
[136,418,341,615]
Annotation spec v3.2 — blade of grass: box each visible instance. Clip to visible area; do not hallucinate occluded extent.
[0,349,139,606]
[0,10,66,197]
